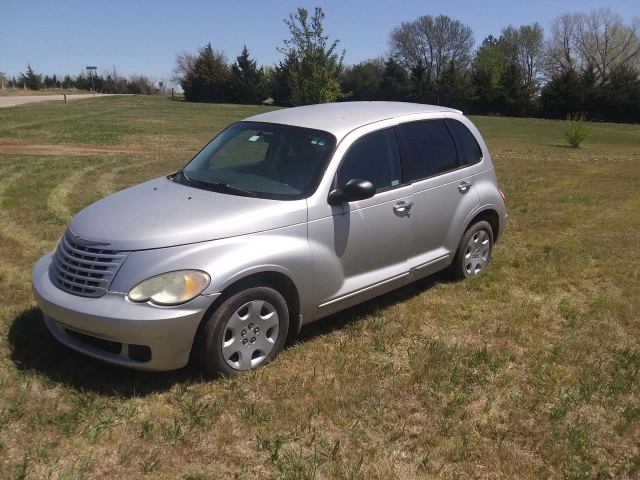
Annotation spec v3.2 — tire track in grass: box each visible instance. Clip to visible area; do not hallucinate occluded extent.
[0,170,50,251]
[47,165,98,226]
[96,169,117,198]
[95,159,153,198]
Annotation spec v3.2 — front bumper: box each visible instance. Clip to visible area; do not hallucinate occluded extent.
[31,254,219,371]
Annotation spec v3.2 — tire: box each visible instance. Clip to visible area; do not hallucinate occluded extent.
[198,286,289,376]
[449,220,494,280]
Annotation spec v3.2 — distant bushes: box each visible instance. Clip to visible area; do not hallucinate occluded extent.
[6,64,168,95]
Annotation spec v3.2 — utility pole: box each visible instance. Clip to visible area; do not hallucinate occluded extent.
[86,66,97,97]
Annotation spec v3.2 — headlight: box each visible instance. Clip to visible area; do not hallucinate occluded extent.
[127,270,211,306]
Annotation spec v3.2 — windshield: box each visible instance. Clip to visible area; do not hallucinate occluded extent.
[177,122,337,200]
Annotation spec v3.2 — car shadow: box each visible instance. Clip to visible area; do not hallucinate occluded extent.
[7,308,207,397]
[8,272,451,397]
[293,272,448,343]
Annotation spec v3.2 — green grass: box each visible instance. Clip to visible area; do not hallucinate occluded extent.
[1,96,640,479]
[0,95,277,149]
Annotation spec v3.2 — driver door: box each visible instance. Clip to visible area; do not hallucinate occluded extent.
[308,128,412,319]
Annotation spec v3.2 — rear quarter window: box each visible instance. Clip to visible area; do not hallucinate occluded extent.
[449,120,483,165]
[400,120,459,181]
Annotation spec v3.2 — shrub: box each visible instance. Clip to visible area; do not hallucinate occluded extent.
[564,112,590,148]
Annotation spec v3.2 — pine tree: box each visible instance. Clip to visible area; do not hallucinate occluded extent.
[539,69,582,119]
[579,64,601,120]
[601,66,640,124]
[497,62,530,117]
[379,58,411,101]
[231,46,264,105]
[409,60,431,103]
[182,44,232,103]
[271,53,296,106]
[437,61,474,111]
[18,64,43,90]
[340,61,382,101]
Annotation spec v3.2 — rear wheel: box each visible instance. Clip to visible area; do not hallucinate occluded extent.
[449,220,494,280]
[199,287,289,376]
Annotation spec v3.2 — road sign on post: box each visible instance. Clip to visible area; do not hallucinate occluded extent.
[86,66,97,97]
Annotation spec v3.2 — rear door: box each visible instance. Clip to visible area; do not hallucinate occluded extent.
[398,117,480,277]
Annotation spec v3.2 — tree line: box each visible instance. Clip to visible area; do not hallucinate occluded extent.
[1,65,168,95]
[175,7,640,124]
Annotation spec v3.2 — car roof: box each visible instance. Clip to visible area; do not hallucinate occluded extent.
[243,101,463,141]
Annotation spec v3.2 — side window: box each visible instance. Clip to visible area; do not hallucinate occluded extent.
[338,129,402,192]
[400,120,459,180]
[450,120,483,165]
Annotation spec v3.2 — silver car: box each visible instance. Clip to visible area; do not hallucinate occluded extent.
[32,102,507,375]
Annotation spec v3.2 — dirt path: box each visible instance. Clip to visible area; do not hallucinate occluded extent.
[0,142,192,156]
[0,93,127,108]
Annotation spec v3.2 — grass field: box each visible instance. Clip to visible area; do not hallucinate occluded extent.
[1,96,640,479]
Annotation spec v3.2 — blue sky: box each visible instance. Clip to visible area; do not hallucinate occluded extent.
[1,0,638,81]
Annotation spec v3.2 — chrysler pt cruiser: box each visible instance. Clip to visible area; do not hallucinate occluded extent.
[32,102,507,375]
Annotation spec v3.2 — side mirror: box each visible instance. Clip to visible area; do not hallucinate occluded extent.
[328,178,375,205]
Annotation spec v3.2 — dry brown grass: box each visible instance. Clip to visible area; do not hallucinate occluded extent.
[0,97,639,479]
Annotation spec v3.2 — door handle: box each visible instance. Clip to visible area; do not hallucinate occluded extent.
[393,200,413,211]
[459,180,473,192]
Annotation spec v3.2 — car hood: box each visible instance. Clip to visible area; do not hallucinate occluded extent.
[68,176,308,251]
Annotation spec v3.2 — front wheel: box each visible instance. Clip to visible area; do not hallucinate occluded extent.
[449,220,494,280]
[198,287,289,376]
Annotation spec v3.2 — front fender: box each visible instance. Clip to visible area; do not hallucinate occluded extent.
[109,223,314,318]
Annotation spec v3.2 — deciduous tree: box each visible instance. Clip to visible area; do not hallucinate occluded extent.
[471,36,507,113]
[388,15,474,81]
[172,51,196,86]
[277,7,345,105]
[546,9,640,83]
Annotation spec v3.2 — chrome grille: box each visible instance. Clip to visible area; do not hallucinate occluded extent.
[49,231,129,298]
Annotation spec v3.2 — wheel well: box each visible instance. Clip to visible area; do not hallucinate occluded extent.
[468,209,500,241]
[206,271,301,336]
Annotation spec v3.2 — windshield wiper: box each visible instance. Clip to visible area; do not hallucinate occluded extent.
[199,181,257,198]
[177,168,191,184]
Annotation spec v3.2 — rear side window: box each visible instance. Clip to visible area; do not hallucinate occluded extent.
[400,120,459,180]
[338,128,401,192]
[450,120,483,165]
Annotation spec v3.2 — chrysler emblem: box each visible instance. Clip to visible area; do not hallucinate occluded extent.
[68,231,111,247]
